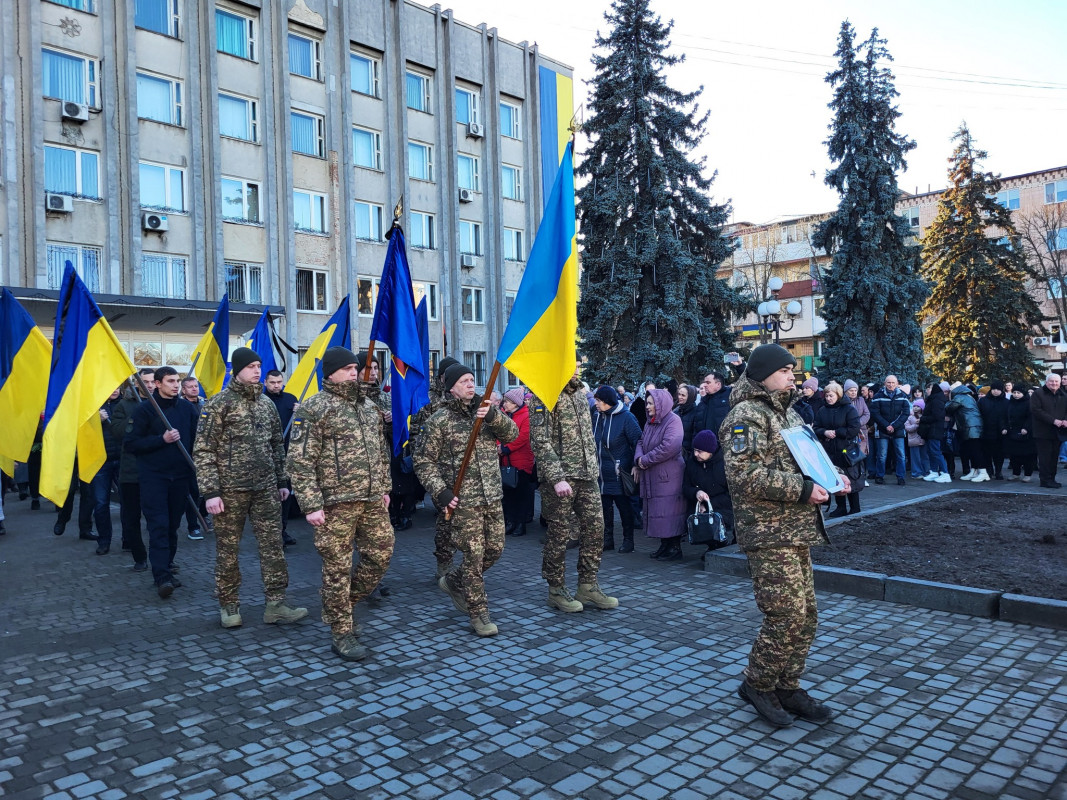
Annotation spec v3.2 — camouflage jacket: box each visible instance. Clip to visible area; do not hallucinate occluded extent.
[528,379,598,485]
[193,379,286,499]
[721,374,828,553]
[285,379,390,513]
[414,395,518,508]
[363,381,393,445]
[410,382,448,455]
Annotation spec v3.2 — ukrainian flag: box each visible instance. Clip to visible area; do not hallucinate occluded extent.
[247,308,279,378]
[496,142,578,405]
[538,65,575,208]
[285,295,351,402]
[190,295,229,397]
[0,289,53,476]
[40,263,136,505]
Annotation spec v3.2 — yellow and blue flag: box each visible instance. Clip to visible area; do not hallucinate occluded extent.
[190,295,229,397]
[496,141,578,405]
[369,227,428,455]
[538,65,575,208]
[0,289,53,476]
[40,262,136,505]
[247,308,279,379]
[285,295,352,402]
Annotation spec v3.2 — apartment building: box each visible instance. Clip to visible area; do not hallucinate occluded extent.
[0,0,573,389]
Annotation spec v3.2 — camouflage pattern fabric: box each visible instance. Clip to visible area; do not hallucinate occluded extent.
[442,505,505,615]
[433,508,455,568]
[527,379,598,486]
[194,380,287,499]
[414,381,455,567]
[745,546,817,691]
[285,379,391,514]
[313,500,394,636]
[540,478,604,587]
[214,489,287,605]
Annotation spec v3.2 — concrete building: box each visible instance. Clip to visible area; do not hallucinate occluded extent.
[1,0,572,389]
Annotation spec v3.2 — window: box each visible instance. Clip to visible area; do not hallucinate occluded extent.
[288,33,321,80]
[219,93,257,141]
[225,261,262,304]
[141,254,187,299]
[405,71,431,112]
[350,52,380,97]
[42,48,97,107]
[1047,228,1067,253]
[501,165,522,201]
[293,190,327,233]
[139,162,185,212]
[291,111,325,157]
[413,281,439,320]
[461,287,484,323]
[503,228,524,262]
[47,0,96,11]
[408,141,433,182]
[995,188,1020,211]
[47,243,100,292]
[1046,180,1067,205]
[354,201,384,241]
[505,291,516,321]
[428,350,441,378]
[500,101,521,139]
[356,277,380,315]
[352,126,382,170]
[409,212,435,250]
[44,145,99,198]
[903,207,920,229]
[135,0,179,36]
[459,221,481,255]
[463,351,487,387]
[457,154,479,192]
[296,268,328,311]
[137,72,182,125]
[455,87,479,125]
[220,177,260,222]
[216,8,255,60]
[782,224,798,244]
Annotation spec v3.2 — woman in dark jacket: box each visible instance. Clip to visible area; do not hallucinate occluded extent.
[812,381,862,517]
[500,388,535,537]
[978,380,1009,480]
[918,381,950,482]
[592,386,642,553]
[1004,385,1037,481]
[674,384,700,455]
[947,383,987,481]
[682,429,734,557]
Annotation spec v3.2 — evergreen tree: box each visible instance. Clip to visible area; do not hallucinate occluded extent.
[813,22,928,385]
[920,124,1044,383]
[576,0,745,386]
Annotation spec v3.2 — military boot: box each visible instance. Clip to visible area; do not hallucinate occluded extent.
[738,681,794,728]
[264,600,308,624]
[776,688,834,723]
[439,575,468,613]
[469,611,498,637]
[575,583,619,610]
[547,585,583,613]
[331,632,368,662]
[618,531,635,553]
[434,561,452,583]
[220,603,242,629]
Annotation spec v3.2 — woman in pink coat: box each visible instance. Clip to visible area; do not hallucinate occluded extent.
[634,388,687,560]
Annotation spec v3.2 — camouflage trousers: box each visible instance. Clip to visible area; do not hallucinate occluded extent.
[214,488,288,605]
[540,478,603,587]
[433,505,455,567]
[314,500,394,636]
[442,504,504,615]
[745,546,818,692]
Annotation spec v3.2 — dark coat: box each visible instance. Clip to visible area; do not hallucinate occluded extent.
[674,386,700,454]
[266,388,298,446]
[917,386,947,442]
[870,387,910,437]
[978,393,1009,441]
[1005,396,1037,457]
[99,396,123,462]
[111,388,146,484]
[682,448,734,531]
[634,389,686,539]
[1030,384,1067,441]
[947,386,982,440]
[693,385,733,439]
[592,402,641,496]
[126,391,199,479]
[813,397,862,479]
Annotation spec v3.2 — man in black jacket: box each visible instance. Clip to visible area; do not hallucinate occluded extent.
[265,369,299,546]
[126,366,199,598]
[1030,373,1067,488]
[695,372,733,439]
[87,386,124,555]
[111,369,155,569]
[870,375,910,485]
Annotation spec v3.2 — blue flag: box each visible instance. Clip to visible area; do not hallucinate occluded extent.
[247,308,278,380]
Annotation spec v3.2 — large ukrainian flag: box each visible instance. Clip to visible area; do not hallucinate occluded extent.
[0,289,53,476]
[40,263,136,505]
[285,295,351,402]
[496,142,577,404]
[538,65,575,208]
[190,295,230,397]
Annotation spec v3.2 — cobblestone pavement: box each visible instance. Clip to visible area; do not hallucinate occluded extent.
[1,492,1065,800]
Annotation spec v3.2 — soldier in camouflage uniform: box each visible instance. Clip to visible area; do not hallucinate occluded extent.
[528,362,619,613]
[414,363,518,637]
[193,347,308,630]
[286,347,394,662]
[410,356,459,580]
[721,343,845,728]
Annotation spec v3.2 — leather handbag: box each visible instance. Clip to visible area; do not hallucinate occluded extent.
[842,439,865,467]
[685,501,732,548]
[500,457,520,488]
[617,463,639,497]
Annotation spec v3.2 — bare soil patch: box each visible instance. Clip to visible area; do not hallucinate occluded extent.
[813,492,1067,600]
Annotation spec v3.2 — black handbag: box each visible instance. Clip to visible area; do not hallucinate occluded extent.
[500,461,520,488]
[841,439,865,467]
[617,467,638,497]
[685,502,733,548]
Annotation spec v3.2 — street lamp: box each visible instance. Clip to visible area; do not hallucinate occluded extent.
[757,277,803,344]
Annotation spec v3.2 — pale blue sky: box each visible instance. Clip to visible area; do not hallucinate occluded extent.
[442,0,1067,222]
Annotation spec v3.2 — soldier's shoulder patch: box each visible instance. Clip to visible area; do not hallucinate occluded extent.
[291,417,305,442]
[730,423,749,454]
[529,400,548,427]
[200,409,208,419]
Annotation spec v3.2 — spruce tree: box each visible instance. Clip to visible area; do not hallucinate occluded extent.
[576,0,745,386]
[812,22,928,385]
[920,124,1044,383]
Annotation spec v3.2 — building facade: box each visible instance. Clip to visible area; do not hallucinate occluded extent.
[1,0,572,388]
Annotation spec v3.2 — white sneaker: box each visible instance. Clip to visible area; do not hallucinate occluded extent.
[959,469,976,481]
[922,472,940,482]
[970,469,990,483]
[934,473,952,483]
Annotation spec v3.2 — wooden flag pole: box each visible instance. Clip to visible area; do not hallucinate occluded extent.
[444,360,502,521]
[361,340,377,383]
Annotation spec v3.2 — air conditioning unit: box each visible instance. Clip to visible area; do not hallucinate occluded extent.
[458,187,473,203]
[1033,336,1052,347]
[62,102,90,123]
[45,193,74,213]
[142,212,169,232]
[467,122,484,138]
[460,254,478,269]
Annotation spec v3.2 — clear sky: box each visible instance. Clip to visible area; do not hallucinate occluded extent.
[440,0,1067,224]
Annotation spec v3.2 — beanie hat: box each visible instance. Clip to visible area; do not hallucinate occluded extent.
[231,347,261,376]
[913,398,925,410]
[989,379,1005,392]
[843,379,859,392]
[443,362,474,392]
[355,350,379,371]
[939,381,951,392]
[503,388,526,407]
[901,383,911,396]
[322,346,358,380]
[437,356,459,379]
[745,343,797,382]
[594,385,620,407]
[693,429,719,453]
[802,377,819,392]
